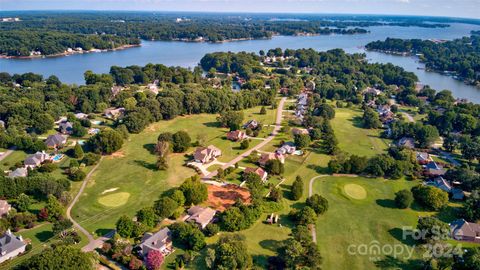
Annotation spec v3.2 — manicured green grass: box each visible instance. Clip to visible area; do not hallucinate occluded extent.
[98,192,131,207]
[331,107,391,157]
[311,176,438,270]
[72,106,277,235]
[0,150,27,171]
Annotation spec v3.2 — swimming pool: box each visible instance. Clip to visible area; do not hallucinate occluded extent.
[52,154,64,162]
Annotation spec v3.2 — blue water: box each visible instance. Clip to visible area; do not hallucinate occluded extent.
[1,23,480,102]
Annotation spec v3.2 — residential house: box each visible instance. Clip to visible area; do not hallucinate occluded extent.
[103,107,125,120]
[416,152,430,165]
[147,80,159,95]
[111,86,124,97]
[45,134,67,149]
[377,105,394,123]
[424,161,446,177]
[8,167,28,178]
[397,137,415,149]
[276,142,296,155]
[0,230,27,263]
[258,152,285,167]
[139,228,173,257]
[24,151,49,169]
[243,120,259,130]
[291,128,309,136]
[74,113,89,120]
[58,121,73,135]
[193,145,222,164]
[450,219,480,243]
[186,206,216,229]
[363,87,382,96]
[226,130,247,141]
[0,200,11,217]
[244,167,268,182]
[427,177,451,193]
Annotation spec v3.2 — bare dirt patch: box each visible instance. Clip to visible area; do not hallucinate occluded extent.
[207,184,251,211]
[107,151,125,159]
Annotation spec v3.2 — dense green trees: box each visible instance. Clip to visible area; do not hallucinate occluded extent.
[179,176,208,205]
[291,176,304,200]
[416,217,450,243]
[217,111,244,130]
[18,245,95,270]
[206,234,253,270]
[169,222,206,251]
[87,128,124,154]
[306,194,329,215]
[412,185,449,211]
[366,35,480,85]
[294,133,311,149]
[362,107,382,129]
[395,189,414,209]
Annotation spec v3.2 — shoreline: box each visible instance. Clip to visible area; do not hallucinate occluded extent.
[366,48,480,88]
[0,44,141,60]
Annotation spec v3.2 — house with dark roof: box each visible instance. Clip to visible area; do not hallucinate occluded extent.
[0,230,27,263]
[450,219,480,243]
[423,161,446,177]
[244,167,268,182]
[138,228,173,257]
[243,120,259,130]
[8,167,28,178]
[226,130,247,141]
[186,206,216,229]
[24,151,49,169]
[427,177,451,193]
[103,107,125,120]
[416,151,430,165]
[58,121,73,135]
[45,134,67,149]
[0,200,11,217]
[258,152,285,167]
[193,145,222,164]
[397,137,415,149]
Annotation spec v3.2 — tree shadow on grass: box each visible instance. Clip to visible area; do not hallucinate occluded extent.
[35,230,54,242]
[388,228,416,246]
[133,160,157,171]
[143,143,156,154]
[349,116,365,128]
[95,228,112,237]
[252,254,270,269]
[374,255,423,270]
[203,121,220,128]
[259,239,285,252]
[376,199,397,209]
[435,204,462,223]
[306,164,329,174]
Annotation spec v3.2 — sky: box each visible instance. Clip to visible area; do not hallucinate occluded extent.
[1,0,480,19]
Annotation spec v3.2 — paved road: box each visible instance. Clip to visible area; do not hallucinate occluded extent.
[204,97,287,179]
[308,175,328,243]
[0,147,16,162]
[65,157,108,252]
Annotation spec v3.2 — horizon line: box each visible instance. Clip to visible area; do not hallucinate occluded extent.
[1,10,479,21]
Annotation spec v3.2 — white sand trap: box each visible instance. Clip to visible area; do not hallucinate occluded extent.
[101,187,119,195]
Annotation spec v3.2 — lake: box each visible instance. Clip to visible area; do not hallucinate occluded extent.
[1,23,480,102]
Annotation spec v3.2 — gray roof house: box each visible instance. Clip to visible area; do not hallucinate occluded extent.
[45,134,67,149]
[139,228,173,257]
[397,137,415,149]
[0,230,27,263]
[8,167,28,178]
[450,219,480,243]
[24,151,49,169]
[427,177,452,193]
[58,121,73,135]
[186,206,216,229]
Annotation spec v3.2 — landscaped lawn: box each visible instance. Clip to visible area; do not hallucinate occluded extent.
[311,176,456,270]
[71,106,277,235]
[331,107,391,157]
[0,150,27,171]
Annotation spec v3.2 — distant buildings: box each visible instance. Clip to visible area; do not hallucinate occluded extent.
[258,152,285,167]
[275,142,296,155]
[243,120,259,130]
[58,121,73,135]
[193,145,222,164]
[24,151,49,169]
[423,161,446,177]
[291,128,309,136]
[0,230,27,263]
[397,137,415,149]
[415,151,430,165]
[104,107,125,120]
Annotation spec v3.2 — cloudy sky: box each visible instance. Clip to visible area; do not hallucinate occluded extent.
[1,0,479,19]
